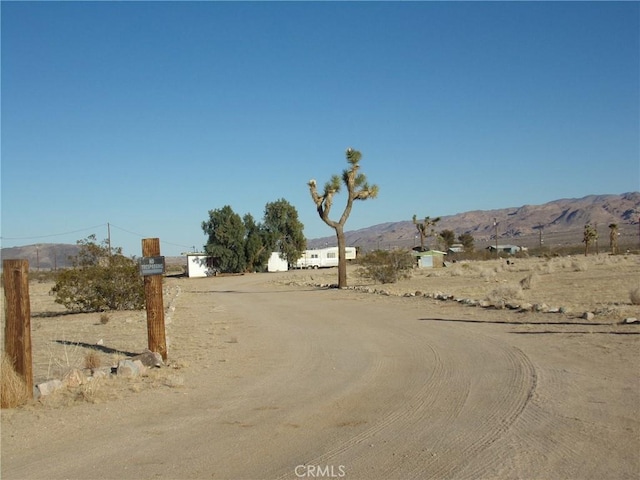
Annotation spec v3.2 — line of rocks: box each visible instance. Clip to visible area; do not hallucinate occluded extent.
[318,283,639,325]
[35,349,164,398]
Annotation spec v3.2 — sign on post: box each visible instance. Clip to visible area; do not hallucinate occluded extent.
[139,256,165,276]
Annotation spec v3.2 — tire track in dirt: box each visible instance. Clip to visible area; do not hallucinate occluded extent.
[275,314,539,480]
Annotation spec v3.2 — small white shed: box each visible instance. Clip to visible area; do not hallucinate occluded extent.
[186,254,216,278]
[267,252,289,272]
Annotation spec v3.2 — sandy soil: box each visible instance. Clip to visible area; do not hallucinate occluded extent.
[1,254,639,479]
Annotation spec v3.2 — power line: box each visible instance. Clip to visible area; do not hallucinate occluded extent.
[109,223,193,250]
[0,224,107,241]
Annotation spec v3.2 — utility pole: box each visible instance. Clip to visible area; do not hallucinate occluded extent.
[107,223,112,257]
[494,218,499,258]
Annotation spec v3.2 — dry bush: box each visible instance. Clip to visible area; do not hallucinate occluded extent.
[519,273,538,290]
[84,350,102,371]
[99,313,110,325]
[571,259,588,272]
[1,353,30,408]
[485,284,524,304]
[479,267,496,280]
[630,287,640,306]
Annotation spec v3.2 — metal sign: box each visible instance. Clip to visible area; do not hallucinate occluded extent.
[139,256,165,276]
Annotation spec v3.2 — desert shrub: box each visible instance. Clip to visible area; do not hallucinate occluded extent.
[100,313,110,325]
[51,235,144,312]
[357,249,414,284]
[1,353,30,408]
[84,351,102,371]
[485,284,524,304]
[630,287,640,306]
[571,259,588,272]
[479,267,496,280]
[519,273,538,290]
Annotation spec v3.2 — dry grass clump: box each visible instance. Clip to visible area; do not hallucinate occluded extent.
[84,350,102,371]
[485,284,524,304]
[570,259,588,272]
[519,273,538,290]
[630,287,640,306]
[1,353,31,408]
[99,313,110,325]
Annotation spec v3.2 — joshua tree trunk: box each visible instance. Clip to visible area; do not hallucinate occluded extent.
[335,225,347,288]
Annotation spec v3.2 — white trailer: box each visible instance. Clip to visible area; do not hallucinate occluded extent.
[267,252,289,272]
[186,254,217,278]
[295,247,356,269]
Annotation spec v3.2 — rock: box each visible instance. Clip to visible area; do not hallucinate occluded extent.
[505,303,521,310]
[519,303,533,312]
[533,303,549,313]
[131,350,164,368]
[547,307,560,314]
[117,359,141,377]
[582,312,595,321]
[559,306,570,314]
[36,379,63,396]
[91,367,112,379]
[479,300,492,308]
[132,360,147,376]
[622,317,639,324]
[415,291,423,297]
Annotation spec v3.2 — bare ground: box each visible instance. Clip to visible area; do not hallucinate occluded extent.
[1,254,639,479]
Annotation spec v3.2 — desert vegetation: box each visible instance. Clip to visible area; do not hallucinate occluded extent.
[50,235,144,312]
[308,147,379,288]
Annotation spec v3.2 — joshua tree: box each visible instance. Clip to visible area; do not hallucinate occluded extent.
[583,223,598,256]
[609,223,619,255]
[308,148,379,288]
[412,215,441,251]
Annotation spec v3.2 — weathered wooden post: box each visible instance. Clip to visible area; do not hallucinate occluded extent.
[141,238,167,361]
[3,259,34,399]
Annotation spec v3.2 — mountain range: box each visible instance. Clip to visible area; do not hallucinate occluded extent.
[2,193,639,269]
[307,192,640,252]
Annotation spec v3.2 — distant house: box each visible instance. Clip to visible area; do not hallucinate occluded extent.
[486,245,527,255]
[267,252,289,272]
[186,254,218,278]
[448,243,465,254]
[412,250,446,268]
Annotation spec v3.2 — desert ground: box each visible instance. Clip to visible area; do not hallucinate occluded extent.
[1,254,639,479]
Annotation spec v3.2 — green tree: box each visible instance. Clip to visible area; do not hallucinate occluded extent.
[308,148,378,288]
[439,229,456,251]
[458,232,475,252]
[244,213,271,272]
[412,215,441,251]
[202,205,246,273]
[51,235,144,312]
[263,198,306,266]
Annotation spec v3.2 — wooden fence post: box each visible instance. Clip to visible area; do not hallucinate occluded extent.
[3,259,34,398]
[141,238,167,361]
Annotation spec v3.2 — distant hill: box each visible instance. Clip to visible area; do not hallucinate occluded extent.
[307,192,640,252]
[0,243,80,270]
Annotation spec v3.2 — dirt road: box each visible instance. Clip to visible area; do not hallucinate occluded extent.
[2,273,638,479]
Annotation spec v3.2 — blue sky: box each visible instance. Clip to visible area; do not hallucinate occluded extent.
[2,1,638,257]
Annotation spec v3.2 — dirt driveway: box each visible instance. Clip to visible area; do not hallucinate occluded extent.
[2,270,639,479]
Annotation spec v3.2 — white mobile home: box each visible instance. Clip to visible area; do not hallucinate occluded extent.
[295,247,356,269]
[267,252,289,272]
